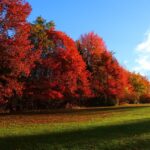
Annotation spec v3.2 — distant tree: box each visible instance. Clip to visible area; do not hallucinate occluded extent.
[0,0,39,111]
[128,72,150,103]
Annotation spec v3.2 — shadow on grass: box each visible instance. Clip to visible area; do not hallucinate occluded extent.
[0,105,150,116]
[0,118,150,150]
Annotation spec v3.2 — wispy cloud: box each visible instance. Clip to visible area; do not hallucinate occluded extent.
[136,31,150,53]
[132,31,150,77]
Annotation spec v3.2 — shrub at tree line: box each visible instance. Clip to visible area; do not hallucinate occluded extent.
[0,0,150,111]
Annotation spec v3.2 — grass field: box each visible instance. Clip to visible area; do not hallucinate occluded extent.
[0,104,150,150]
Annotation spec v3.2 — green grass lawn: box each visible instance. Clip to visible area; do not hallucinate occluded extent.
[0,105,150,150]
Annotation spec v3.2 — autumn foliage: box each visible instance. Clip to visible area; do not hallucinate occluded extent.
[77,33,129,105]
[0,0,39,110]
[24,30,91,108]
[0,0,150,111]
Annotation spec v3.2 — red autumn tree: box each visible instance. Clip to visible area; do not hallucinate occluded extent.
[77,32,106,71]
[77,32,106,98]
[99,51,128,105]
[77,32,127,105]
[26,29,91,107]
[0,0,39,109]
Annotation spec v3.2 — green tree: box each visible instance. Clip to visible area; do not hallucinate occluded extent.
[30,16,55,52]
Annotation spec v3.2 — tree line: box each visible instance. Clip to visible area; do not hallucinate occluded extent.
[0,0,150,111]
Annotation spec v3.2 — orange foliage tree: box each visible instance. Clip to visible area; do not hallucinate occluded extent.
[127,72,150,103]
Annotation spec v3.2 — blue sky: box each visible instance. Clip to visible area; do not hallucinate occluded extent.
[27,0,150,77]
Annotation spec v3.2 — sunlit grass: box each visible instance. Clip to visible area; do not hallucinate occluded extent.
[0,105,150,150]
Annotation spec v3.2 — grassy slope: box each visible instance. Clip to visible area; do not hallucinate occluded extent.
[0,105,150,150]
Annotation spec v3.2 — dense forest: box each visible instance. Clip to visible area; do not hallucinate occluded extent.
[0,0,150,112]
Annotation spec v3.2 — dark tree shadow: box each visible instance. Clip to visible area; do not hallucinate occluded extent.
[0,105,150,116]
[0,118,150,150]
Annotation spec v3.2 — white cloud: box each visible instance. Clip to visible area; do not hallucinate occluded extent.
[136,32,150,53]
[133,31,150,77]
